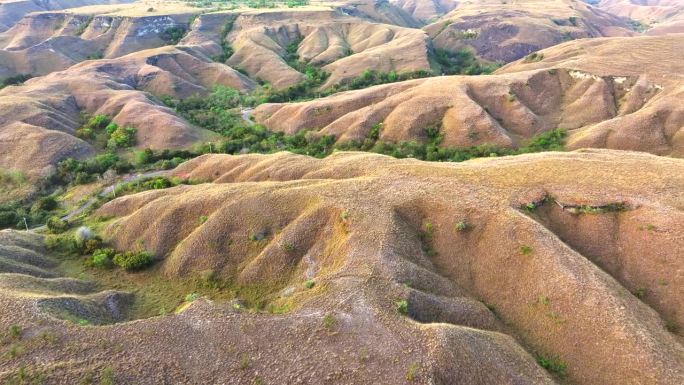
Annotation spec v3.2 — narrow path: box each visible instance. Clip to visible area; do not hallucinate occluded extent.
[31,170,169,232]
[241,108,254,125]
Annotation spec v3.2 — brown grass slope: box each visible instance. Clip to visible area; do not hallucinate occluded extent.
[0,45,254,178]
[88,149,684,385]
[224,8,431,89]
[596,0,684,34]
[389,0,459,23]
[0,4,430,87]
[254,34,683,157]
[0,0,134,32]
[424,0,634,63]
[0,2,206,80]
[0,230,131,325]
[336,0,423,28]
[498,33,684,157]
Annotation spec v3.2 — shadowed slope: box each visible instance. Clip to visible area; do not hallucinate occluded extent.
[0,230,131,325]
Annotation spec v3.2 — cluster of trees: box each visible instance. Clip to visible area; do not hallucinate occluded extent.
[163,86,568,162]
[88,247,154,271]
[0,74,32,90]
[0,196,60,229]
[433,48,499,75]
[75,115,136,150]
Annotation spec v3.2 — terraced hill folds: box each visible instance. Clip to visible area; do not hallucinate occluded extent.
[0,2,199,79]
[0,0,136,32]
[0,0,665,83]
[255,34,684,157]
[0,1,683,384]
[423,0,636,62]
[1,150,683,384]
[0,45,252,178]
[593,0,684,34]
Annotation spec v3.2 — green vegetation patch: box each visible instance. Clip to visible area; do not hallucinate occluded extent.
[75,115,136,150]
[536,354,567,377]
[433,48,499,75]
[0,74,32,90]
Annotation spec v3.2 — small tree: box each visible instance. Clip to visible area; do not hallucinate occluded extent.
[113,250,153,271]
[107,127,136,149]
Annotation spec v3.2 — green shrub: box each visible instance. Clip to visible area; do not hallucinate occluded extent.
[323,314,335,330]
[8,325,21,340]
[161,26,187,45]
[281,242,295,252]
[406,362,420,381]
[0,74,32,89]
[105,122,119,135]
[89,248,115,268]
[396,300,409,315]
[0,209,18,228]
[519,129,566,153]
[433,48,499,75]
[0,169,25,188]
[82,238,103,255]
[32,196,58,212]
[75,126,94,139]
[524,52,544,63]
[185,293,200,302]
[107,126,136,149]
[85,115,111,131]
[113,176,177,196]
[304,279,315,289]
[99,367,115,385]
[632,287,646,299]
[45,234,81,255]
[134,148,152,165]
[536,354,567,377]
[454,221,468,231]
[112,250,153,271]
[58,152,134,185]
[46,216,68,234]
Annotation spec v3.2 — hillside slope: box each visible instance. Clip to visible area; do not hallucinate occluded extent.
[2,150,681,384]
[0,0,135,32]
[423,0,635,63]
[0,3,199,79]
[254,34,683,157]
[594,0,684,34]
[0,45,253,178]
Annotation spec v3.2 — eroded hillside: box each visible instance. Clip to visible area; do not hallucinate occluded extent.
[0,45,253,178]
[1,150,682,384]
[254,34,684,157]
[0,0,136,32]
[594,0,684,34]
[0,1,682,384]
[423,0,635,62]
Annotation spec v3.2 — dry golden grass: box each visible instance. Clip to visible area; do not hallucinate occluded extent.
[90,149,684,385]
[255,34,684,157]
[423,0,635,62]
[0,149,681,383]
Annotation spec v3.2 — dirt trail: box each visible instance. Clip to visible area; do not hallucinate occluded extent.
[30,170,168,232]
